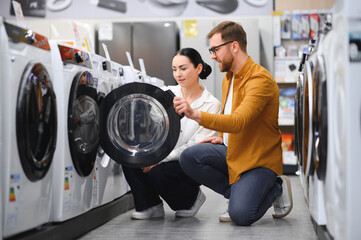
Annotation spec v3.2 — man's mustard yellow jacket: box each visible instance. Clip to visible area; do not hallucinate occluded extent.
[200,57,283,184]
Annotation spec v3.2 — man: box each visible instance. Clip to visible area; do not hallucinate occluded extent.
[173,21,293,226]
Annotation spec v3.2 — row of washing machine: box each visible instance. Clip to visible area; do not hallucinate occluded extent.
[294,0,361,239]
[0,19,165,238]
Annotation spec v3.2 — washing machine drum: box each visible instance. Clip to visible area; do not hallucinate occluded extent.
[16,62,57,182]
[99,82,181,168]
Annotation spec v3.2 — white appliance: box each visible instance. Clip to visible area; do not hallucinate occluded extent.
[0,16,4,240]
[324,0,361,238]
[307,17,333,227]
[315,15,341,238]
[297,38,318,205]
[50,41,96,221]
[1,22,57,238]
[89,53,114,207]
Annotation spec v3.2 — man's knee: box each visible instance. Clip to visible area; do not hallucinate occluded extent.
[179,145,195,168]
[229,205,257,226]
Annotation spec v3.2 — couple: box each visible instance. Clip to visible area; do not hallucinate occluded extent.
[122,21,293,226]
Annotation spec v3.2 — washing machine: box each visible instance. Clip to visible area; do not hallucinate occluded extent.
[50,41,96,222]
[1,22,57,238]
[307,18,334,227]
[297,38,317,205]
[324,2,361,238]
[89,53,114,208]
[344,17,361,240]
[311,15,339,238]
[0,16,4,240]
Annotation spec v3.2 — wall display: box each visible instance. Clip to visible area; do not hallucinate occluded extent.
[0,0,272,19]
[9,0,46,18]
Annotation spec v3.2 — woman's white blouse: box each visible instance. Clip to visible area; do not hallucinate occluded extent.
[161,85,221,163]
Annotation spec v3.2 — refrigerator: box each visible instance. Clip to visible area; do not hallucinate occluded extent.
[97,21,179,85]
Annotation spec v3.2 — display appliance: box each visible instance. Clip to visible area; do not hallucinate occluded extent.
[50,41,96,221]
[1,22,57,237]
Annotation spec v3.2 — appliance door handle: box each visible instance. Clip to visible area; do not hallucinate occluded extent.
[165,89,184,119]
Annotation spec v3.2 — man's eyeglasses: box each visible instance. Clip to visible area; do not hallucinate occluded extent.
[209,41,234,55]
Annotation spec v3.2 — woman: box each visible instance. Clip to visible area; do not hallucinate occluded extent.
[122,48,221,220]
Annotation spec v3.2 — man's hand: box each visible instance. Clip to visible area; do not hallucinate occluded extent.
[199,136,223,144]
[173,97,201,123]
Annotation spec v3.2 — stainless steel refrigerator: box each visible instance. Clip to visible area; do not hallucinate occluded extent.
[97,21,179,85]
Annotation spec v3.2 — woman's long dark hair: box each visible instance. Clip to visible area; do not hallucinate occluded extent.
[174,48,212,80]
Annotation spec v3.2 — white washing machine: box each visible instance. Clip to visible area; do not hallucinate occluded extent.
[298,39,318,205]
[307,19,334,227]
[314,15,340,238]
[89,53,114,208]
[310,0,361,238]
[1,22,57,238]
[0,16,4,240]
[325,2,361,238]
[50,41,96,222]
[344,18,361,240]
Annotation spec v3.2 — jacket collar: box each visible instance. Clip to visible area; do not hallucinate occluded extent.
[225,56,253,82]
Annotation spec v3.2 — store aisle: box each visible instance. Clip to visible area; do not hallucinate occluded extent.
[78,175,318,240]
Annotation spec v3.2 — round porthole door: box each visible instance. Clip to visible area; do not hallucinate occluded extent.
[99,82,181,168]
[303,60,315,177]
[68,71,99,177]
[312,55,328,180]
[16,62,57,181]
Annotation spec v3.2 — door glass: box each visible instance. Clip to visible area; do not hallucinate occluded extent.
[107,93,169,155]
[26,64,56,166]
[17,63,57,181]
[71,71,99,154]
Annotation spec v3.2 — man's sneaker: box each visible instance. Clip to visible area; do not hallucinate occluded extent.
[219,211,232,222]
[131,203,165,220]
[219,201,232,222]
[175,190,206,217]
[272,175,293,218]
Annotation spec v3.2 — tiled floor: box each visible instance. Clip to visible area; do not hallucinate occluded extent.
[78,175,318,240]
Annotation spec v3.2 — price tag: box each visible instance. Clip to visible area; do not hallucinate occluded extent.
[102,43,111,62]
[12,1,27,29]
[71,21,82,49]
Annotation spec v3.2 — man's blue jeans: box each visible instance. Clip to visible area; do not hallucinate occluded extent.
[180,143,282,226]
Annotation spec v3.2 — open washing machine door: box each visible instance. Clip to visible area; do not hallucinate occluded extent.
[99,82,181,168]
[16,62,57,182]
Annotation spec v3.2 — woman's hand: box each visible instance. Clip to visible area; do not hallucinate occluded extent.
[142,164,158,173]
[199,136,223,144]
[173,97,201,123]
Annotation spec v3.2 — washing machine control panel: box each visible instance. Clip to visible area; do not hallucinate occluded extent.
[4,22,50,50]
[58,44,92,69]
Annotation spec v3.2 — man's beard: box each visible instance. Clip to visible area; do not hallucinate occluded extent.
[219,55,233,72]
